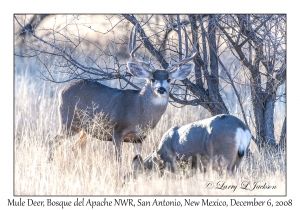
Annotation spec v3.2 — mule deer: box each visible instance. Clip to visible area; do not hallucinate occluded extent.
[48,26,197,162]
[132,114,251,175]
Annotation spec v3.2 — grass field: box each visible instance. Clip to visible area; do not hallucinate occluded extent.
[14,60,286,196]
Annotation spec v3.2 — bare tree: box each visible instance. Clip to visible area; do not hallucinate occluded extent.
[216,14,286,146]
[14,14,286,149]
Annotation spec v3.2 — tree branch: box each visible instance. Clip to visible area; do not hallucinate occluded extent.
[238,15,273,48]
[122,14,169,69]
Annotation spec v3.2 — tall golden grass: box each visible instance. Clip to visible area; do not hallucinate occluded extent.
[14,62,286,196]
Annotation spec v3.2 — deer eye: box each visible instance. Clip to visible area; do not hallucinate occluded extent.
[167,79,171,83]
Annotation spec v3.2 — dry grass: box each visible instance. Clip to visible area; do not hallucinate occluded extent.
[14,62,286,196]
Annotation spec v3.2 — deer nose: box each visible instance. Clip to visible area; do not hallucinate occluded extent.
[157,87,166,94]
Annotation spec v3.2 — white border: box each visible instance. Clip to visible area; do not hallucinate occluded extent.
[2,0,298,209]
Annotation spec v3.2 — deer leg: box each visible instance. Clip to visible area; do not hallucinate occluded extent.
[48,111,82,162]
[112,131,123,164]
[48,122,79,162]
[200,156,209,173]
[230,155,243,175]
[190,155,200,175]
[47,134,65,162]
[72,130,88,157]
[165,157,178,173]
[133,143,142,155]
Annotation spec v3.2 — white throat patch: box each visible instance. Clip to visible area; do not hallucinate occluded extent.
[152,96,168,106]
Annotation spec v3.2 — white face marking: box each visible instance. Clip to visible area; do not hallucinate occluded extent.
[152,80,170,97]
[153,80,160,88]
[161,80,170,90]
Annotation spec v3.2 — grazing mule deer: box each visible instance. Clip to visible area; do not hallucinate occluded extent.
[48,26,197,162]
[132,114,251,175]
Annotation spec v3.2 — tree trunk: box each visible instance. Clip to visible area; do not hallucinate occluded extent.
[278,117,286,150]
[264,95,276,146]
[205,15,229,115]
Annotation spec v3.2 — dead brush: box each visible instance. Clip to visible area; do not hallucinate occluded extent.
[71,110,115,156]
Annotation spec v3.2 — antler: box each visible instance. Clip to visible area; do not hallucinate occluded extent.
[129,25,156,72]
[166,25,198,72]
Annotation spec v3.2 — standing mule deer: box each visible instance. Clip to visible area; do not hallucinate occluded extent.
[48,26,197,162]
[132,114,251,175]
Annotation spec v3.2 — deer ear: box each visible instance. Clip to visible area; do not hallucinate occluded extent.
[127,62,151,79]
[170,63,194,80]
[152,151,159,164]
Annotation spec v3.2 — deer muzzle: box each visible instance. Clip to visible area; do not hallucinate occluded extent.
[157,87,167,94]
